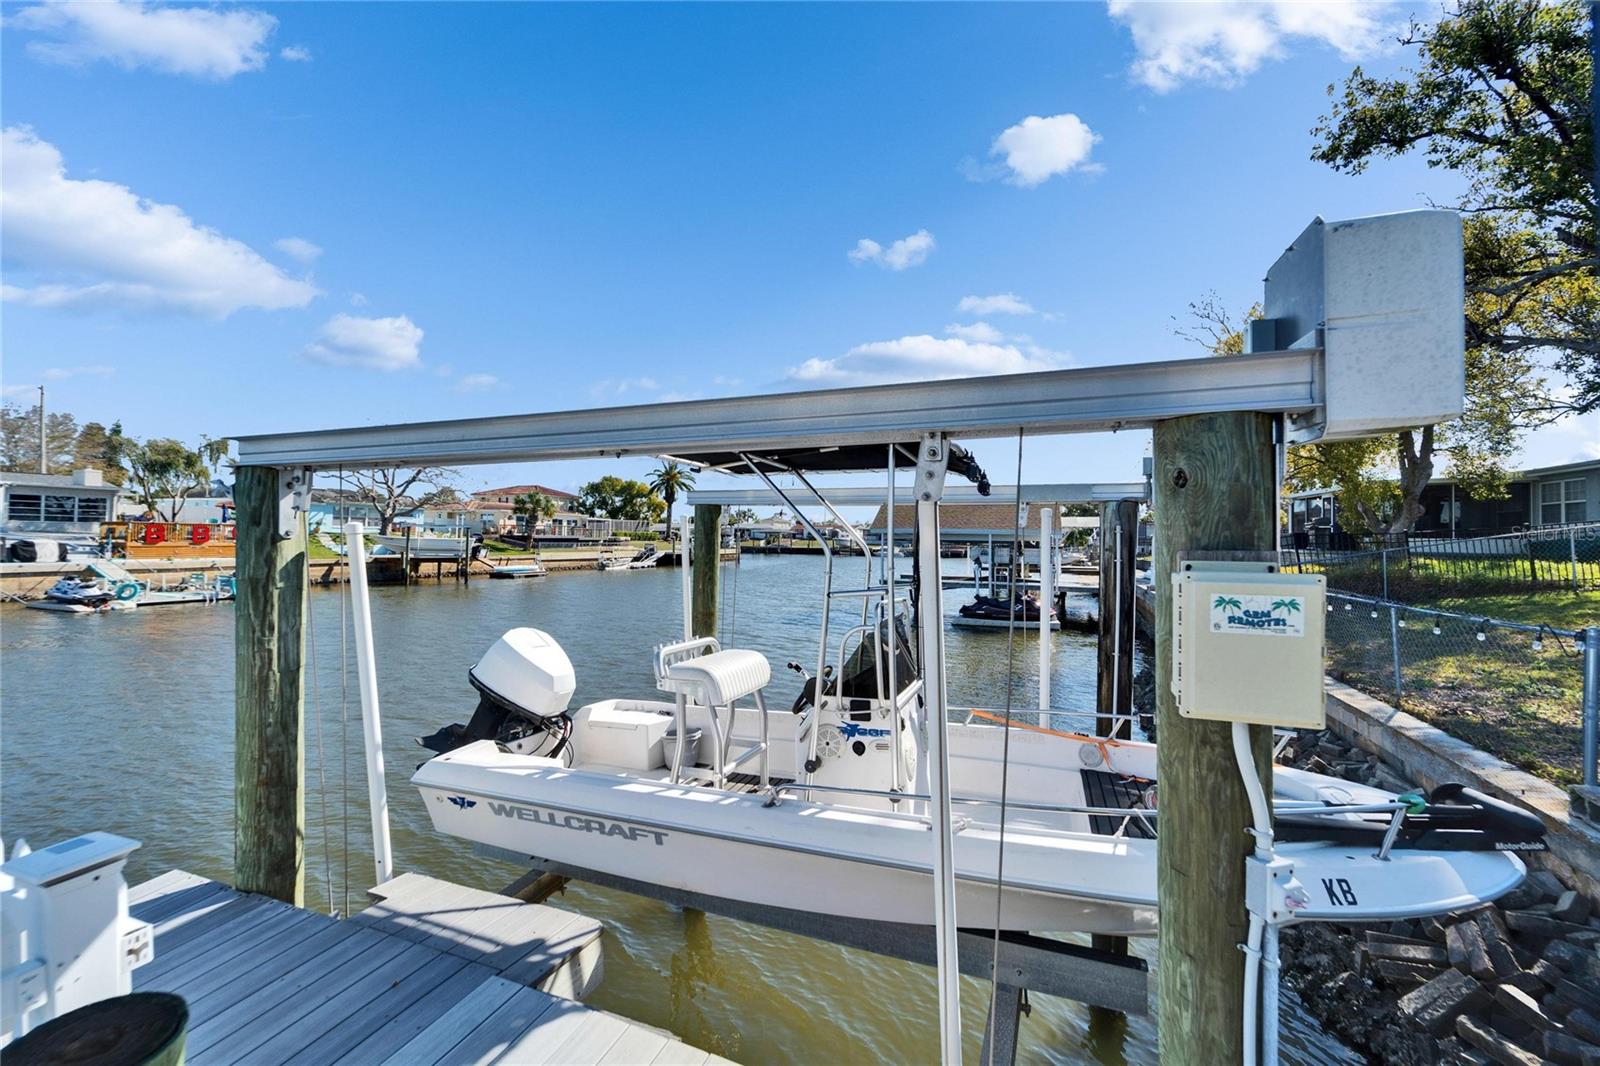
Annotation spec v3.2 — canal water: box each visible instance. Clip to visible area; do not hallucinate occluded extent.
[1,554,1358,1064]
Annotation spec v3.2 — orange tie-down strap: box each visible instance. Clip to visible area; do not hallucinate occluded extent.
[966,708,1129,767]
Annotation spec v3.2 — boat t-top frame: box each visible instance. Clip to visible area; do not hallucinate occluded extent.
[234,210,1467,1066]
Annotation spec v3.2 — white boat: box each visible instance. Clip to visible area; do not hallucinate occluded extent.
[412,444,1540,937]
[596,544,661,571]
[372,533,468,559]
[490,562,548,579]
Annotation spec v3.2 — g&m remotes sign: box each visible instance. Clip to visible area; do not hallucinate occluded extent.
[1209,594,1305,637]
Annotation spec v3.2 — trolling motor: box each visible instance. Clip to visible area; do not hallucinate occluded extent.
[418,628,576,758]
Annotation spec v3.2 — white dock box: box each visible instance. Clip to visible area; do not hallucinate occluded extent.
[571,701,673,770]
[1172,566,1327,728]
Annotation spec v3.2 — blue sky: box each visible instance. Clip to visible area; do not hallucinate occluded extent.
[4,1,1593,503]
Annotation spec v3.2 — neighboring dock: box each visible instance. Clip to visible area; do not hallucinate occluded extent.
[129,869,732,1064]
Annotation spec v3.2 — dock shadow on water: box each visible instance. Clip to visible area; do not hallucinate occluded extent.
[2,554,1359,1064]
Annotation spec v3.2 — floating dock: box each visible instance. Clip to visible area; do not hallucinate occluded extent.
[129,869,732,1064]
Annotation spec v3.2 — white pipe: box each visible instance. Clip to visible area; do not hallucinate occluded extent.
[1243,913,1264,1066]
[916,491,962,1065]
[1038,507,1053,726]
[680,516,692,642]
[344,521,394,888]
[1233,719,1273,1066]
[1263,922,1282,1064]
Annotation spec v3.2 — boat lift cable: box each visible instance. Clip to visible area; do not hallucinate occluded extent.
[984,428,1025,1064]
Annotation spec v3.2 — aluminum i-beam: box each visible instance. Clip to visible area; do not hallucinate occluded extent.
[233,350,1322,469]
[684,483,1150,506]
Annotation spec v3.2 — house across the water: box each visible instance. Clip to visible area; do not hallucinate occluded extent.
[1288,458,1598,547]
[1,468,121,545]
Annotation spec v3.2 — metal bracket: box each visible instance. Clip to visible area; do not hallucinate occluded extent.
[277,466,311,541]
[914,433,950,503]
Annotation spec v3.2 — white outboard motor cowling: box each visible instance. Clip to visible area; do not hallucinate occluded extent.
[419,628,578,758]
[470,628,576,720]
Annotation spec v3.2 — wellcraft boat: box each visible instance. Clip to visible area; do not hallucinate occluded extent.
[412,441,1542,937]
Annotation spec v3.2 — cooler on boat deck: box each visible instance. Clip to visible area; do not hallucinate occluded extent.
[571,701,673,770]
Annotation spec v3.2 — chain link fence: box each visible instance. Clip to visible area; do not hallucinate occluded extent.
[1286,522,1600,599]
[1323,592,1597,787]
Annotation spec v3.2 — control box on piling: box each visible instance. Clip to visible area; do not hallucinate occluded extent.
[1171,562,1327,727]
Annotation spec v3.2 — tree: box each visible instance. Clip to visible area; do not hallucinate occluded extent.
[346,467,462,535]
[72,422,125,485]
[1312,0,1596,416]
[113,437,214,522]
[0,401,78,474]
[648,460,696,541]
[512,490,557,533]
[574,475,666,524]
[1181,295,1521,535]
[726,507,758,527]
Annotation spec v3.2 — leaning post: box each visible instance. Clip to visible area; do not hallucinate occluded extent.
[691,504,722,639]
[233,464,309,905]
[1153,412,1277,1063]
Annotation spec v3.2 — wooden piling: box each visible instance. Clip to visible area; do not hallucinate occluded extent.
[1090,497,1140,1011]
[691,504,721,639]
[1095,499,1139,741]
[233,465,308,905]
[1153,412,1276,1063]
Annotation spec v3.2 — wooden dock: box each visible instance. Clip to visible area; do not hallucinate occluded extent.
[129,869,734,1064]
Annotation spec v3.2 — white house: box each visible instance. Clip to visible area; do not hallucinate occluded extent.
[1,469,121,542]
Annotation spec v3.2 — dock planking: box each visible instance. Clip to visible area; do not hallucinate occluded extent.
[130,870,733,1064]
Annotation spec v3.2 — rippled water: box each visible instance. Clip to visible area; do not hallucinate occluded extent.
[1,554,1358,1064]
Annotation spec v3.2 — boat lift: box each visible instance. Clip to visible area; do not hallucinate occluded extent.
[231,209,1467,1065]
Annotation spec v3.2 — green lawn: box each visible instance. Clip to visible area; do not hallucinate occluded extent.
[1325,587,1594,785]
[1417,588,1598,631]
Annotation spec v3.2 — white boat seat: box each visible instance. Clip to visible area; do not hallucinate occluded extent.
[664,649,771,708]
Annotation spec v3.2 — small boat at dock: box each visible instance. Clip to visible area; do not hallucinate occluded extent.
[597,544,661,571]
[25,561,234,612]
[490,562,548,579]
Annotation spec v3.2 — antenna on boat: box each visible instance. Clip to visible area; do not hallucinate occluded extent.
[345,520,395,887]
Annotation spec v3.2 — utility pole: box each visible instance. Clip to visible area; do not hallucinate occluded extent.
[37,385,47,474]
[1153,412,1277,1063]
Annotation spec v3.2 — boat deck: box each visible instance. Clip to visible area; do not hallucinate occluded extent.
[130,869,733,1064]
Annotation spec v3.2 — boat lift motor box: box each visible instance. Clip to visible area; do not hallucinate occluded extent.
[1172,564,1327,728]
[0,833,154,1047]
[470,628,576,721]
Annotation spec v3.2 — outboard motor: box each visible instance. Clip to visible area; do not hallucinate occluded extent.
[418,628,576,758]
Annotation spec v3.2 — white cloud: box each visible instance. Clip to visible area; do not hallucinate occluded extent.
[989,114,1100,187]
[847,229,936,271]
[957,293,1035,316]
[1107,0,1393,92]
[590,376,660,400]
[9,1,278,80]
[303,314,423,371]
[788,334,1065,387]
[274,236,321,263]
[41,365,115,381]
[349,292,368,307]
[453,372,499,393]
[945,322,1007,343]
[0,126,318,317]
[279,44,311,62]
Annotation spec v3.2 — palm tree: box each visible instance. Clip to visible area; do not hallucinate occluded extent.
[512,490,557,537]
[649,460,696,541]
